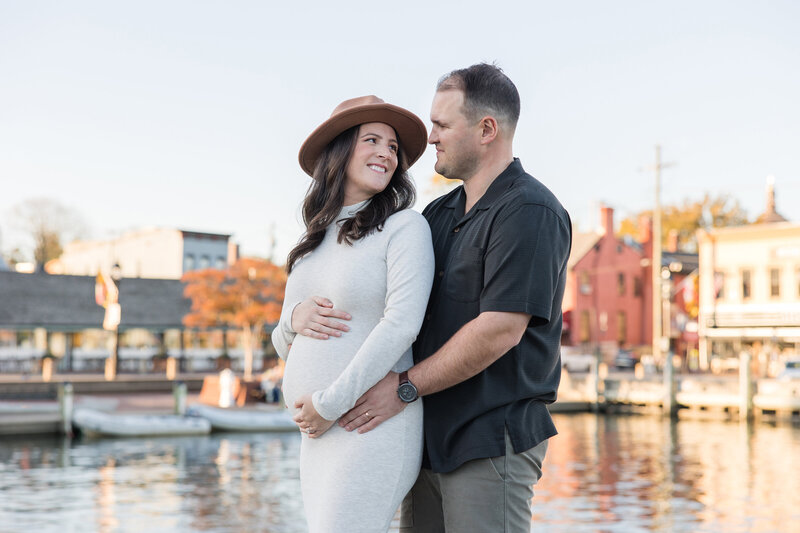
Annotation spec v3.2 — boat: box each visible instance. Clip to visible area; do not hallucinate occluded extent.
[186,404,298,432]
[72,407,211,438]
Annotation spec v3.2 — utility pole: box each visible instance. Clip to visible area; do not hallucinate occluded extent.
[644,145,675,367]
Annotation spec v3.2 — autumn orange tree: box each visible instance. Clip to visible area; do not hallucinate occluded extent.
[425,173,461,197]
[182,258,286,381]
[617,193,749,252]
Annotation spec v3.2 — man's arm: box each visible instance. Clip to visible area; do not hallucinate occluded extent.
[339,310,530,433]
[411,310,530,395]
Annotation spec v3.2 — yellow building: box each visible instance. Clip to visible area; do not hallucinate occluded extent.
[697,180,799,375]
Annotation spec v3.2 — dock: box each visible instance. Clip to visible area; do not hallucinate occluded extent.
[1,369,798,436]
[551,370,800,423]
[0,373,206,437]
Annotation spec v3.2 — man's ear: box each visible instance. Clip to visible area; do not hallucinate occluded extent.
[479,116,499,145]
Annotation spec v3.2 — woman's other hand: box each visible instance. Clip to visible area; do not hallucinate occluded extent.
[291,296,352,340]
[293,394,336,438]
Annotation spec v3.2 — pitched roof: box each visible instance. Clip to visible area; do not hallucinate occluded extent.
[568,230,602,268]
[0,271,191,330]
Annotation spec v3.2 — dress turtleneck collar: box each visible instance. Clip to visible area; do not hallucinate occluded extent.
[336,199,371,222]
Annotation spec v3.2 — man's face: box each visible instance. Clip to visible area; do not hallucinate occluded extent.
[428,90,481,181]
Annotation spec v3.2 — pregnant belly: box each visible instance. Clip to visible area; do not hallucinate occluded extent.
[281,336,355,412]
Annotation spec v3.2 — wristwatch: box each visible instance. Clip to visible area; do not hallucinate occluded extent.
[397,371,419,403]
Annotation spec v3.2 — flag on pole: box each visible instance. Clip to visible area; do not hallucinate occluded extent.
[95,271,119,309]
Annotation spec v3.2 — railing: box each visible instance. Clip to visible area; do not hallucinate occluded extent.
[0,348,271,375]
[703,309,800,328]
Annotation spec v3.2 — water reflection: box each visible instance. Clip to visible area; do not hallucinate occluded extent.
[0,432,305,533]
[0,416,798,532]
[536,414,800,532]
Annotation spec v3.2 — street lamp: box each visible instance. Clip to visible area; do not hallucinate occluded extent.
[110,262,122,376]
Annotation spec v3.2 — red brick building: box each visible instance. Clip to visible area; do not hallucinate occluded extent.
[562,206,698,361]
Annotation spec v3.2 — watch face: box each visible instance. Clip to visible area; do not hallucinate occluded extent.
[398,383,418,403]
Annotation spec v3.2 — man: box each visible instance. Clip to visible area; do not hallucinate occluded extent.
[294,63,571,531]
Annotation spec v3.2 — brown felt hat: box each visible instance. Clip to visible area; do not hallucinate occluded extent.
[298,95,428,177]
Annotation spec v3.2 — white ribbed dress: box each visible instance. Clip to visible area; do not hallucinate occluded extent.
[272,202,434,533]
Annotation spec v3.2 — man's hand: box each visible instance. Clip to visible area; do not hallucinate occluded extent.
[338,371,406,434]
[292,296,351,340]
[293,394,336,439]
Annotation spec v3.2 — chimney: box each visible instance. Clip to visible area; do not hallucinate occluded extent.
[667,229,679,253]
[600,205,614,236]
[638,215,652,244]
[755,175,787,223]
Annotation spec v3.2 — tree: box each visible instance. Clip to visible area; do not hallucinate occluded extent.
[182,258,286,381]
[425,173,461,197]
[9,197,88,268]
[617,193,749,251]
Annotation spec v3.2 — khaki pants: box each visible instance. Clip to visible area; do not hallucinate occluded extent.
[399,432,548,533]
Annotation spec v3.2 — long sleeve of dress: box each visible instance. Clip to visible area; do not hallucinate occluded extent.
[310,213,434,421]
[271,300,300,360]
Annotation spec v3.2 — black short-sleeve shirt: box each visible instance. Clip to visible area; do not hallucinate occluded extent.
[415,158,572,473]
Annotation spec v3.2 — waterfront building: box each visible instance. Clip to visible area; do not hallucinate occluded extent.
[0,270,269,375]
[562,206,645,355]
[697,179,799,375]
[562,205,698,363]
[47,227,238,279]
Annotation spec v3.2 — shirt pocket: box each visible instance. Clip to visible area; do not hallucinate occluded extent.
[444,246,484,302]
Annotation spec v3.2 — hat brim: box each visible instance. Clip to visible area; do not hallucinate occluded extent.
[298,102,428,177]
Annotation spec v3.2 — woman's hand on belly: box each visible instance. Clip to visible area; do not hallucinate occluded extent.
[293,393,336,438]
[292,296,352,340]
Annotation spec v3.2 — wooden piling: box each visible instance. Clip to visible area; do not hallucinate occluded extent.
[173,381,187,415]
[58,382,74,436]
[739,351,754,420]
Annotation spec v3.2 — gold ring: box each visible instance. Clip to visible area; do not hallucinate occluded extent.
[364,411,371,419]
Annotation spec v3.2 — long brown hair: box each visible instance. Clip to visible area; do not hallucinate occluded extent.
[286,125,415,273]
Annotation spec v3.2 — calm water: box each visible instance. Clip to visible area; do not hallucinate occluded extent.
[1,414,799,532]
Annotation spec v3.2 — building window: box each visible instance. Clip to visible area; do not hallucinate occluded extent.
[579,311,591,343]
[617,311,627,345]
[741,269,752,300]
[617,273,625,296]
[796,267,800,298]
[714,271,725,299]
[770,268,781,298]
[215,256,226,270]
[633,276,642,297]
[198,255,211,269]
[579,271,591,295]
[183,254,195,271]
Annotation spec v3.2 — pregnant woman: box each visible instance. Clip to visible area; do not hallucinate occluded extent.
[271,95,434,532]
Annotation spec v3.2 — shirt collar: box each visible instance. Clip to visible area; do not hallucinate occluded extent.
[443,158,525,214]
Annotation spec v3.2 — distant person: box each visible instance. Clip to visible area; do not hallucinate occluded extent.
[293,64,572,532]
[271,96,433,532]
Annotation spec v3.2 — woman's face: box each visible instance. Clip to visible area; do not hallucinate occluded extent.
[343,122,399,205]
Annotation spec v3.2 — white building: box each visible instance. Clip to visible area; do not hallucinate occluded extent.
[51,228,238,279]
[697,180,800,375]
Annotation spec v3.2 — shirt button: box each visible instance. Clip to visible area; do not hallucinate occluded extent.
[438,271,444,278]
[453,227,460,233]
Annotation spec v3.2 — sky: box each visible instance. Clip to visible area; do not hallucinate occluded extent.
[1,0,799,265]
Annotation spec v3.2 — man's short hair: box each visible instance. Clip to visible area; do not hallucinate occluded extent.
[437,63,520,132]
